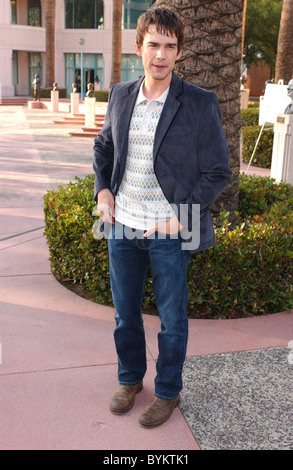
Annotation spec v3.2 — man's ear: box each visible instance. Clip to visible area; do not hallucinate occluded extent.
[135,42,142,57]
[176,47,183,61]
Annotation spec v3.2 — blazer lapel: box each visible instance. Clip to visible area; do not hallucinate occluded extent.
[116,73,183,169]
[117,77,143,165]
[153,72,183,164]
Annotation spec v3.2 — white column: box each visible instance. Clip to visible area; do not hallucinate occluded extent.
[0,0,11,24]
[51,89,59,112]
[103,53,112,91]
[0,47,14,97]
[103,0,113,90]
[85,97,96,127]
[71,92,79,115]
[271,114,293,184]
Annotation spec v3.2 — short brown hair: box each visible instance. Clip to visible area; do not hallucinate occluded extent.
[136,7,184,53]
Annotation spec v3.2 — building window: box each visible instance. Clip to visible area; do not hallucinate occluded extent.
[29,52,42,90]
[121,54,144,82]
[65,53,103,96]
[28,0,42,27]
[65,0,104,29]
[11,0,17,24]
[123,0,154,29]
[12,51,18,85]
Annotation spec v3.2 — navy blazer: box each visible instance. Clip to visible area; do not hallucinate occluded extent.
[93,72,232,253]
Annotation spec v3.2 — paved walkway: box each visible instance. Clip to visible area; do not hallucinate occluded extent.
[0,106,292,451]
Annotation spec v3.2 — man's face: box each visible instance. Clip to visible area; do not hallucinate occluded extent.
[135,24,182,84]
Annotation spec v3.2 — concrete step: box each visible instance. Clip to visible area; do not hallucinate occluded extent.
[82,126,103,132]
[64,114,105,120]
[71,113,105,118]
[53,114,105,125]
[69,124,103,137]
[69,130,100,138]
[54,119,86,125]
[0,98,29,106]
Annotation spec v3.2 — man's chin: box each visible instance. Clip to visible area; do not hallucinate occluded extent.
[150,69,171,81]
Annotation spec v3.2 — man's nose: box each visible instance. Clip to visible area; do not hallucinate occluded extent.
[156,47,166,59]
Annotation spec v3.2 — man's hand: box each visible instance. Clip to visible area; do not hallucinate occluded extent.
[97,188,115,224]
[143,215,183,238]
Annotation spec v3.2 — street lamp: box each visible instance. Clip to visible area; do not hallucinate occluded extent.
[79,38,85,100]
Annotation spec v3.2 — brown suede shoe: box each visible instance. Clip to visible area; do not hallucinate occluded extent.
[138,395,180,428]
[110,382,143,414]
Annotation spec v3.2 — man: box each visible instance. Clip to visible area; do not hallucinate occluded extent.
[93,7,232,428]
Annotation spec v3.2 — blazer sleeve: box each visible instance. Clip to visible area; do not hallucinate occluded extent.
[93,85,116,201]
[178,92,232,226]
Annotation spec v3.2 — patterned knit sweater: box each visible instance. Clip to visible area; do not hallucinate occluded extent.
[115,89,175,230]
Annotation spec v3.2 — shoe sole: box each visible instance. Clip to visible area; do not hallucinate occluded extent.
[138,395,180,428]
[110,382,143,415]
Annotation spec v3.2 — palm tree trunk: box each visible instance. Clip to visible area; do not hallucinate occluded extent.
[157,0,244,220]
[110,0,123,88]
[45,0,56,88]
[275,0,293,84]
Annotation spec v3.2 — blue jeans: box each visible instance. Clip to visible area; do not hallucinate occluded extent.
[108,222,190,400]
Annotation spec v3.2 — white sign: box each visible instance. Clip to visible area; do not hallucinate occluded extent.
[259,81,291,125]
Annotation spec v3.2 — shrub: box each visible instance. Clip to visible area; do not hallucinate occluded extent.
[242,125,274,168]
[187,206,293,318]
[248,101,260,109]
[241,108,259,127]
[43,175,112,305]
[94,90,109,102]
[30,87,67,99]
[238,174,293,218]
[43,174,293,319]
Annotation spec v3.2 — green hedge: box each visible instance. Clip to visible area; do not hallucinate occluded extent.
[241,106,274,169]
[238,174,293,218]
[29,88,109,101]
[248,101,260,109]
[187,208,293,318]
[43,175,113,307]
[242,125,274,169]
[94,90,109,102]
[43,174,293,319]
[30,87,67,99]
[241,108,259,127]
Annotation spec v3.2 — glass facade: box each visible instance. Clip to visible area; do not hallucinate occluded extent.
[7,0,153,96]
[12,51,18,86]
[65,0,104,29]
[65,53,103,96]
[11,0,17,24]
[123,0,155,29]
[28,0,42,27]
[29,52,42,89]
[121,54,144,82]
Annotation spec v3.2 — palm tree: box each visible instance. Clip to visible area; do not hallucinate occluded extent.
[110,0,124,88]
[157,0,244,220]
[45,0,56,88]
[275,0,293,84]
